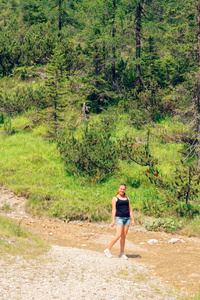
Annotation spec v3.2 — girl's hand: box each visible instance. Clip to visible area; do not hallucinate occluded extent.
[131,220,135,227]
[110,221,115,228]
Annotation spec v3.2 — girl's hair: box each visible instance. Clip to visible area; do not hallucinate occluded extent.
[117,183,126,195]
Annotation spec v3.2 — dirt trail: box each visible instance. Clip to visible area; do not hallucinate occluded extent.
[0,187,200,294]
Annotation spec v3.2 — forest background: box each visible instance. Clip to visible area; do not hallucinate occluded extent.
[0,0,200,236]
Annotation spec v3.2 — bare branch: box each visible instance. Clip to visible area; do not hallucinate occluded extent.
[21,124,33,130]
[157,200,170,205]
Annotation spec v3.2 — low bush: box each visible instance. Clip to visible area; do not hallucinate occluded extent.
[58,118,119,183]
[181,216,200,237]
[145,217,183,233]
[0,86,47,114]
[175,202,200,218]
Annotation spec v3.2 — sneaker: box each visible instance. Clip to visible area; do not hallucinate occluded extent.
[118,253,128,260]
[104,249,113,258]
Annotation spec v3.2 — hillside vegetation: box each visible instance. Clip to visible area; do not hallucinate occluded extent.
[0,0,200,235]
[0,216,49,257]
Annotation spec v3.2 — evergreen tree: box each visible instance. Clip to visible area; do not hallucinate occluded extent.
[20,0,48,24]
[58,116,119,183]
[197,0,200,166]
[44,46,68,137]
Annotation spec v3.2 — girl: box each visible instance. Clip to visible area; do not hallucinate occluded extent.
[104,183,135,259]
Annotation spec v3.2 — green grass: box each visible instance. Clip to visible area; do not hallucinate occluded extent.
[181,216,200,237]
[0,216,49,258]
[0,113,199,233]
[181,290,200,300]
[194,293,200,300]
[0,121,117,220]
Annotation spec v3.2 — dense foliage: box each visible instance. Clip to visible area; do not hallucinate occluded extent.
[58,116,119,183]
[0,0,200,220]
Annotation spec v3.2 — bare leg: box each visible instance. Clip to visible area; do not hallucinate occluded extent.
[120,225,129,253]
[107,225,123,250]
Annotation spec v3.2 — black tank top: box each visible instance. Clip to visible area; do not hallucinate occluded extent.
[116,197,130,218]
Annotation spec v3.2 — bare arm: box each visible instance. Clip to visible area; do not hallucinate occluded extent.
[128,198,135,227]
[110,197,117,227]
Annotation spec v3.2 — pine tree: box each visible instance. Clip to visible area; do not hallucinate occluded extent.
[44,46,67,137]
[197,0,200,166]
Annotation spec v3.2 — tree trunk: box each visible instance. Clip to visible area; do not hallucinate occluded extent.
[58,0,62,36]
[197,1,200,167]
[185,167,191,204]
[94,44,99,76]
[102,41,106,76]
[54,72,58,134]
[111,0,116,89]
[102,15,106,76]
[136,1,142,90]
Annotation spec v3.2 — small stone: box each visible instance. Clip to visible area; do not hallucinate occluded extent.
[135,137,142,143]
[168,238,182,244]
[188,273,200,278]
[147,239,159,245]
[49,232,53,236]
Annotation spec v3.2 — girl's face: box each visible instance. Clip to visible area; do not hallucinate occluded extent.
[118,185,126,197]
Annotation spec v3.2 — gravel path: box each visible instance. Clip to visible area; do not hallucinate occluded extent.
[0,188,190,299]
[0,245,181,300]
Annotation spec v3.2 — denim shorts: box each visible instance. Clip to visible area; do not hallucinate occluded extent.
[115,217,130,226]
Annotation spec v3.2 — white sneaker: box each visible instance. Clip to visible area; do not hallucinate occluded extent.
[104,249,113,258]
[118,253,128,260]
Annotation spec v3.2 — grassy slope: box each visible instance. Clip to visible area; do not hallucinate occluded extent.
[0,116,129,221]
[0,112,191,222]
[0,216,49,258]
[0,74,199,231]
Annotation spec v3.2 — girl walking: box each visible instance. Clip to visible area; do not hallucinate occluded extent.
[104,183,135,259]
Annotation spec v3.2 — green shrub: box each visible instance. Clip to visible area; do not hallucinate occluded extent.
[145,217,183,233]
[140,194,165,217]
[58,119,119,183]
[128,108,149,129]
[3,115,13,134]
[0,113,5,124]
[175,202,200,218]
[126,176,141,188]
[0,86,47,114]
[49,200,65,218]
[183,216,200,236]
[119,131,157,168]
[171,162,200,204]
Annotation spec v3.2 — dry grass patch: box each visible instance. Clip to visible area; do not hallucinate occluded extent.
[0,216,49,259]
